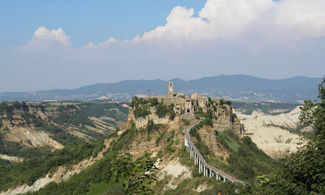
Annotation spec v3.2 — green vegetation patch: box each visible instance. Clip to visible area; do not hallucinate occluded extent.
[215,130,240,152]
[31,152,157,195]
[42,124,81,145]
[0,139,105,191]
[232,101,300,115]
[111,123,137,151]
[163,173,245,195]
[254,79,325,194]
[0,133,51,158]
[212,134,277,181]
[53,102,128,127]
[130,97,176,120]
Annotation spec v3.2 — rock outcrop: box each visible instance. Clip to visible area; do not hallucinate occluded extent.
[236,106,307,158]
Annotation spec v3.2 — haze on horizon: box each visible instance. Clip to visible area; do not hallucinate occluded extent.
[1,0,325,92]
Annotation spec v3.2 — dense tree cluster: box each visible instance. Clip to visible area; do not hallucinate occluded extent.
[255,77,325,194]
[130,97,176,120]
[155,102,174,119]
[0,139,105,191]
[110,153,157,194]
[130,97,151,118]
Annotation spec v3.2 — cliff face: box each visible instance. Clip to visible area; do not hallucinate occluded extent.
[236,106,307,158]
[127,99,241,160]
[213,104,242,134]
[125,107,186,158]
[128,108,170,129]
[0,101,128,160]
[197,126,229,159]
[0,105,64,151]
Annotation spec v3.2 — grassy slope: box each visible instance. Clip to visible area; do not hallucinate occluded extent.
[0,101,128,159]
[0,139,105,192]
[28,119,278,195]
[197,129,278,182]
[29,149,118,195]
[0,100,279,194]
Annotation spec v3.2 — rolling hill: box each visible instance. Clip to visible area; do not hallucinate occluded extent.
[0,75,322,102]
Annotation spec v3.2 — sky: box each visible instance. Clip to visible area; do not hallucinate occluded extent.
[0,0,324,92]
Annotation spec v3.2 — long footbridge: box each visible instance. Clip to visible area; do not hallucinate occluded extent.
[184,121,245,184]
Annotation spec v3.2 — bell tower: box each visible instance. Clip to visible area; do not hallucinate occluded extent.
[168,81,174,97]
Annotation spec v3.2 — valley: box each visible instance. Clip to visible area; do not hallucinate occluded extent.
[0,101,128,161]
[236,107,307,158]
[0,83,321,194]
[232,102,308,158]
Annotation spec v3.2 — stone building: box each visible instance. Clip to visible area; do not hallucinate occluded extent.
[144,81,242,134]
[146,81,209,114]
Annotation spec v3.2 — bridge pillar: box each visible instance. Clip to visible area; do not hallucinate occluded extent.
[203,165,206,176]
[194,153,197,165]
[198,162,200,173]
[209,169,212,177]
[223,177,226,182]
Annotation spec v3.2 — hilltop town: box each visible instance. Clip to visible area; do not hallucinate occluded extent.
[130,81,242,134]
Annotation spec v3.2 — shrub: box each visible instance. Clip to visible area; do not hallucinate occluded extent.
[147,119,154,133]
[155,131,166,146]
[148,98,158,107]
[134,105,151,118]
[156,103,168,118]
[169,111,176,121]
[182,119,190,126]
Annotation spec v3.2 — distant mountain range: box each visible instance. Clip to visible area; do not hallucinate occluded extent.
[0,75,322,103]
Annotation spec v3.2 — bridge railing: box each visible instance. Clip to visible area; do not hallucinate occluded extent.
[184,121,245,184]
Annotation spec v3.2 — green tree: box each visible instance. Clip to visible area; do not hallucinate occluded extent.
[169,111,176,121]
[111,153,158,194]
[257,77,325,194]
[156,103,167,118]
[146,119,154,133]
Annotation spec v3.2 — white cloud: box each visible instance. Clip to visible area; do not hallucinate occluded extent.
[133,6,209,43]
[3,0,325,92]
[82,37,117,49]
[26,0,325,49]
[131,0,325,44]
[274,0,325,39]
[25,26,71,49]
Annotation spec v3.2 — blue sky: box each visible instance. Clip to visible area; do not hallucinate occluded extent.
[0,0,324,92]
[0,0,205,47]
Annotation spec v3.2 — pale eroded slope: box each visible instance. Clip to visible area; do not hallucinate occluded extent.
[236,107,306,158]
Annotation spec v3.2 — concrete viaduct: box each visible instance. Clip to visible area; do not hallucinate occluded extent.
[184,121,245,185]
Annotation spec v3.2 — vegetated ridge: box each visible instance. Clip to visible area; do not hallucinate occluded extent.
[1,94,280,195]
[0,101,128,161]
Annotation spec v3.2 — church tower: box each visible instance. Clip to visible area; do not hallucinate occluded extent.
[168,81,174,97]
